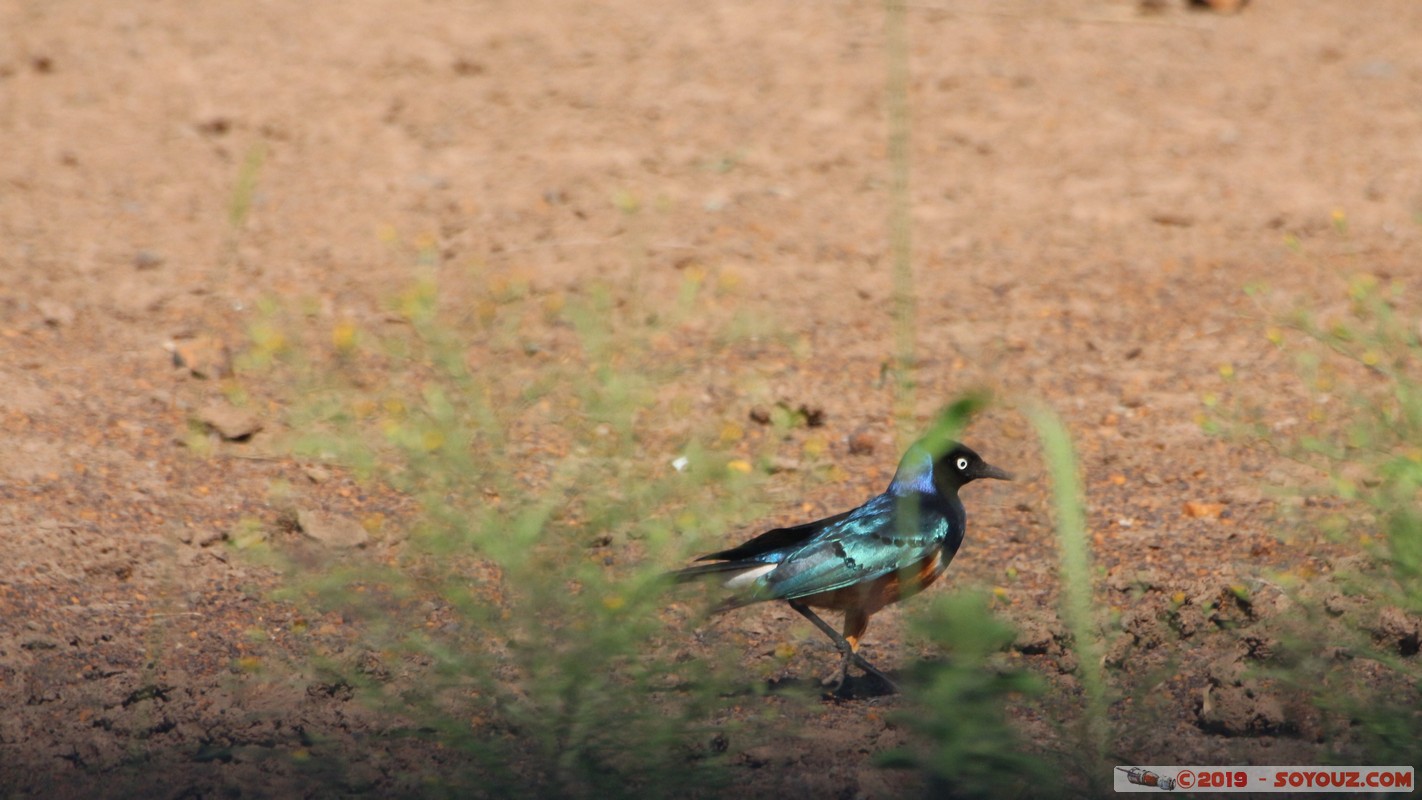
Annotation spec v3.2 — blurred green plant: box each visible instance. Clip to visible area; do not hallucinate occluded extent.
[240,266,792,796]
[1233,273,1422,765]
[219,141,267,274]
[880,591,1046,799]
[1029,407,1111,791]
[229,142,267,230]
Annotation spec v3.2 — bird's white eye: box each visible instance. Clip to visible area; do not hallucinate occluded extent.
[956,457,969,471]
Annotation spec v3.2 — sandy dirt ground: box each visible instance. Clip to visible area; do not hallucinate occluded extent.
[3,0,1421,796]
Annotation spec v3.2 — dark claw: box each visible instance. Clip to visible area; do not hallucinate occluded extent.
[824,670,898,701]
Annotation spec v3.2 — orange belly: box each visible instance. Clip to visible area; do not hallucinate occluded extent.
[799,551,945,617]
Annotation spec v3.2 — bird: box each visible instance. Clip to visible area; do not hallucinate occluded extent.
[671,439,1011,694]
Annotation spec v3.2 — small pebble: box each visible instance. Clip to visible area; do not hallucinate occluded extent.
[847,428,876,456]
[296,509,369,548]
[197,403,262,441]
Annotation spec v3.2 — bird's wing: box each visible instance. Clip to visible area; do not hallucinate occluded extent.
[694,507,855,564]
[755,495,951,600]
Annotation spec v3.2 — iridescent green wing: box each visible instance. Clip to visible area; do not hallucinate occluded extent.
[758,494,950,600]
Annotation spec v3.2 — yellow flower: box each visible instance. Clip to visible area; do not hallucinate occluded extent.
[331,320,357,352]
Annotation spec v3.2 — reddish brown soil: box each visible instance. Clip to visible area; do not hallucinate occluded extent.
[3,0,1421,796]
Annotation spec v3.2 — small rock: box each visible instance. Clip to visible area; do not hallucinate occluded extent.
[1012,615,1058,655]
[195,527,228,548]
[1182,501,1225,519]
[767,457,801,474]
[1121,609,1166,649]
[1107,567,1164,592]
[166,336,232,379]
[797,403,826,428]
[1206,652,1246,686]
[1104,633,1133,668]
[133,250,164,270]
[1243,633,1280,661]
[847,428,877,456]
[1198,683,1284,736]
[195,116,232,136]
[196,403,262,441]
[1251,692,1287,731]
[297,509,370,548]
[173,524,196,545]
[37,300,76,328]
[1189,0,1249,13]
[302,464,332,484]
[1375,606,1421,656]
[1169,603,1206,639]
[1323,592,1363,617]
[1120,388,1145,408]
[1224,485,1265,505]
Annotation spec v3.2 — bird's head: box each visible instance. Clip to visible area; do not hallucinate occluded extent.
[890,440,1012,496]
[935,442,1013,490]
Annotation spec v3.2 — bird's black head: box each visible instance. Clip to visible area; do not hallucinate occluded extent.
[891,440,1012,497]
[934,442,1013,492]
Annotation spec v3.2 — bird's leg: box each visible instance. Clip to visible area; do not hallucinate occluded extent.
[841,608,899,693]
[840,608,868,685]
[787,600,898,694]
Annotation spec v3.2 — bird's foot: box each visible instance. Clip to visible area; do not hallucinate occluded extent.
[854,667,900,696]
[821,659,899,699]
[821,672,898,700]
[850,651,900,693]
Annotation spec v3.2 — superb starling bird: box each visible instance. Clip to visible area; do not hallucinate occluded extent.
[672,440,1011,693]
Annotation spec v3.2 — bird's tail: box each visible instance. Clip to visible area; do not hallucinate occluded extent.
[665,560,757,584]
[665,561,768,613]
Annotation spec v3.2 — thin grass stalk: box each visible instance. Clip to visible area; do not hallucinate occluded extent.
[1029,407,1110,783]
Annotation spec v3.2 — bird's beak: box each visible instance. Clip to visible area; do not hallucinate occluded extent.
[978,462,1013,481]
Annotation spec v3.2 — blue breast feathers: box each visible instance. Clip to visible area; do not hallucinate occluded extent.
[887,444,937,496]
